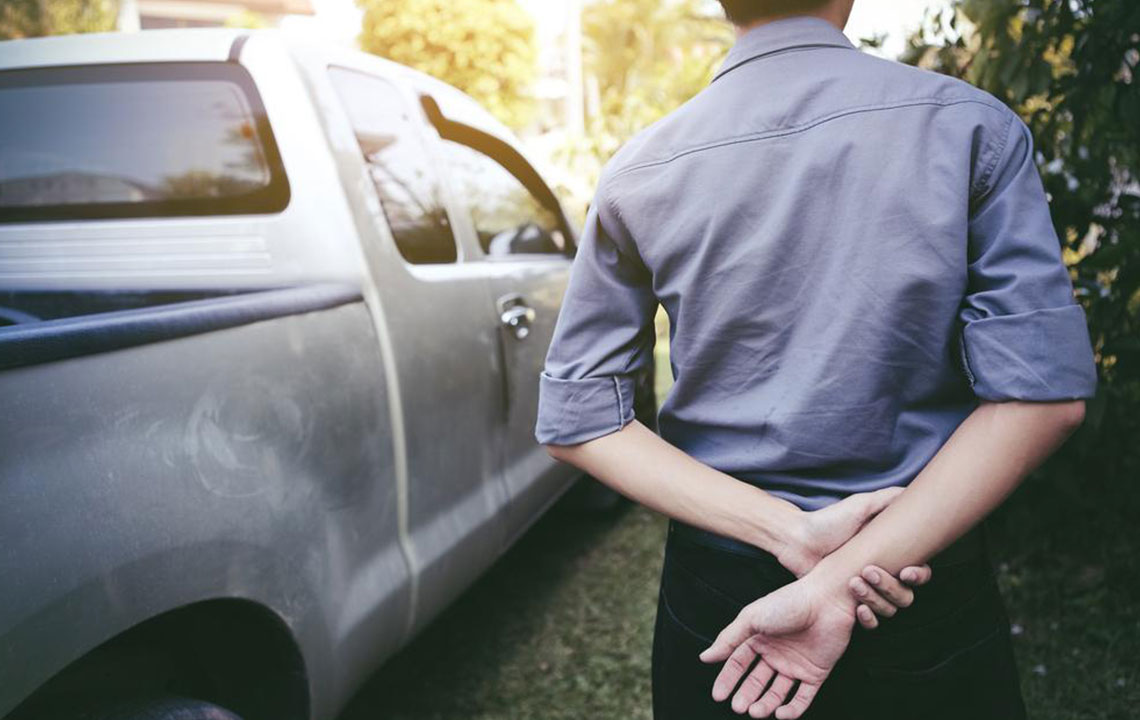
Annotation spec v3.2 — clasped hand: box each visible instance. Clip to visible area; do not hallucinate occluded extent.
[699,487,931,719]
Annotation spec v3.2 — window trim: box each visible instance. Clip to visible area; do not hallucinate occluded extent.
[0,61,291,224]
[420,94,576,259]
[327,64,461,265]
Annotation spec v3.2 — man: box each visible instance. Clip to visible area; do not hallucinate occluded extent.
[534,0,1098,718]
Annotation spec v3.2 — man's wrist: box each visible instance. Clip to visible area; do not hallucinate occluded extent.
[743,491,806,563]
[801,555,859,615]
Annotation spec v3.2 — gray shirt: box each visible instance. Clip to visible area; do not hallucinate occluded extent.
[533,15,1098,511]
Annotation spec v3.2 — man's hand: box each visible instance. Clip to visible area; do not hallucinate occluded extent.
[776,487,932,628]
[543,420,929,627]
[698,572,856,719]
[849,563,931,629]
[776,487,906,576]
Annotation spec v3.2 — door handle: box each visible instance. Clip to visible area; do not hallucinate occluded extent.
[500,305,536,339]
[497,293,535,340]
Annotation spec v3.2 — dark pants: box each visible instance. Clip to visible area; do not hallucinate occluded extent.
[651,517,1028,720]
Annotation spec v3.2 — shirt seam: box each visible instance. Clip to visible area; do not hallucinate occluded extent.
[957,326,976,389]
[613,376,624,427]
[600,180,640,265]
[608,97,1010,183]
[970,109,1018,210]
[548,182,648,408]
[598,177,658,383]
[711,42,855,84]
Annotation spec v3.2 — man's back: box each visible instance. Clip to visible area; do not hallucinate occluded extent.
[535,15,1098,511]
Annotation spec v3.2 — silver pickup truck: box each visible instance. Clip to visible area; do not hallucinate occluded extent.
[0,28,655,720]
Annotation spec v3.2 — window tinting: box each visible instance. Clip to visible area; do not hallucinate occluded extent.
[441,140,565,257]
[0,63,288,222]
[329,67,457,265]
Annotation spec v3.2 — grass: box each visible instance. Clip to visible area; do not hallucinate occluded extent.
[338,499,668,720]
[985,441,1140,720]
[340,312,1137,719]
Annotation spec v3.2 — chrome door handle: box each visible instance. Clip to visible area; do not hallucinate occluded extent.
[497,292,535,340]
[500,304,536,339]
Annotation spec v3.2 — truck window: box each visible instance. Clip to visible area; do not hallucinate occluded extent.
[329,67,458,265]
[439,139,565,258]
[0,63,288,222]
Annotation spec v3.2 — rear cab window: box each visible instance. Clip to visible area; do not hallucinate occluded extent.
[0,62,289,222]
[0,61,290,329]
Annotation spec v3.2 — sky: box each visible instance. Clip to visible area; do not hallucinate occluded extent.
[844,0,953,58]
[285,0,953,60]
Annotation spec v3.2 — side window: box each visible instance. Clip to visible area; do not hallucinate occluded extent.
[329,67,456,264]
[440,140,565,258]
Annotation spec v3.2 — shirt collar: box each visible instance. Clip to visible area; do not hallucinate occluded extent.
[711,15,856,84]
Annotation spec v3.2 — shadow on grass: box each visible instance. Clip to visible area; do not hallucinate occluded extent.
[338,490,668,720]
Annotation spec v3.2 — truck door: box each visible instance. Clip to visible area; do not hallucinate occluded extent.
[326,67,510,634]
[427,112,579,545]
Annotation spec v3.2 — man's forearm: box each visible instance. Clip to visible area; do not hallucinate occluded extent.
[806,399,1086,599]
[545,419,802,559]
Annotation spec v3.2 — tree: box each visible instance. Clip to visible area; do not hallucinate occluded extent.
[356,0,537,130]
[534,0,733,218]
[224,9,269,29]
[583,0,732,158]
[0,0,117,40]
[904,0,1140,468]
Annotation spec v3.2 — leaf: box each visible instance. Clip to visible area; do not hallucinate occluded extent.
[357,0,538,129]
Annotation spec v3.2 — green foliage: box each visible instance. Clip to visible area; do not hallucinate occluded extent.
[223,9,269,29]
[554,0,731,197]
[583,0,732,161]
[906,0,1140,465]
[356,0,537,130]
[0,0,117,40]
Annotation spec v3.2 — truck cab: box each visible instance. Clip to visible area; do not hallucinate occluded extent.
[0,28,654,720]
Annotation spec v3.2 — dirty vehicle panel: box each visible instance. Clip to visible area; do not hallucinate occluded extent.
[0,28,611,720]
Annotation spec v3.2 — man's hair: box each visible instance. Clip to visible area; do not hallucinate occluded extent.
[718,0,832,26]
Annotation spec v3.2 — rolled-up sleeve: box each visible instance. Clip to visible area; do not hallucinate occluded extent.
[534,180,658,446]
[956,111,1098,401]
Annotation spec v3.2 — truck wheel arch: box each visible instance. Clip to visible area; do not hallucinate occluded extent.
[7,599,310,720]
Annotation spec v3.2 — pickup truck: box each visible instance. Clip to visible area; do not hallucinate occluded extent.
[0,28,655,720]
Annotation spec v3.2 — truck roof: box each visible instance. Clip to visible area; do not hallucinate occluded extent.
[0,27,516,139]
[0,27,249,71]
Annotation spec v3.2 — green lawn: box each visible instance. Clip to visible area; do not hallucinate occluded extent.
[338,499,667,720]
[985,443,1140,720]
[340,314,1137,719]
